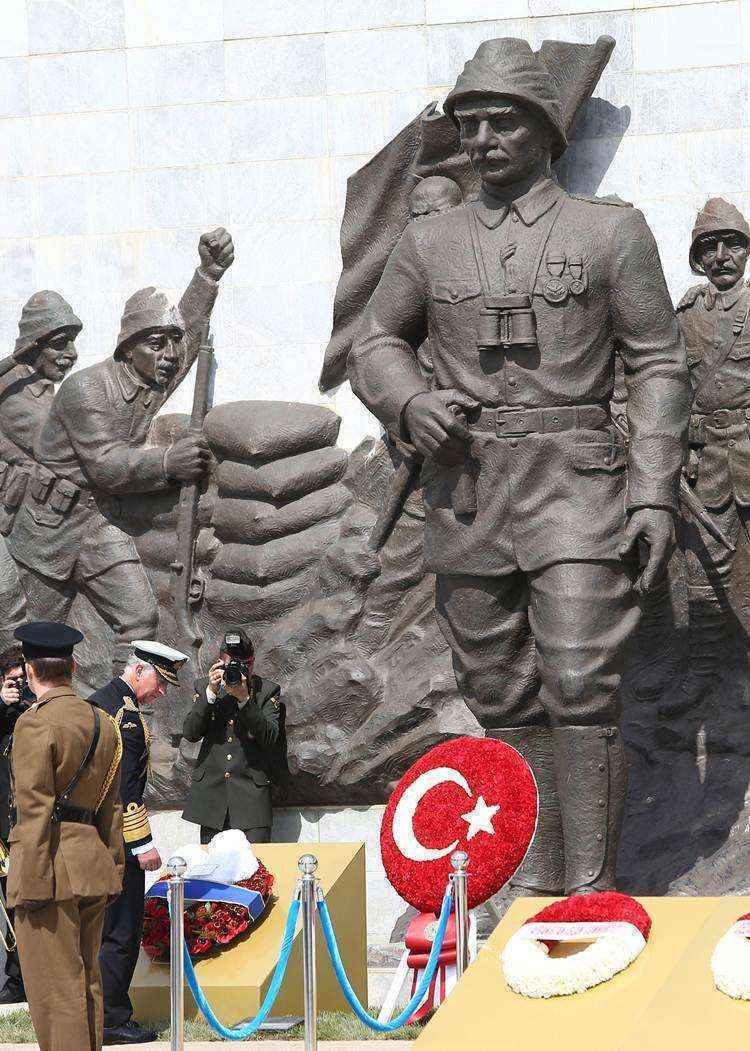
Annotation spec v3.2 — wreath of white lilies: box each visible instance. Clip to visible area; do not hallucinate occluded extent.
[711,915,750,1000]
[501,892,652,999]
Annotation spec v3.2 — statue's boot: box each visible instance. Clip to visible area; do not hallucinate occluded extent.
[487,727,564,896]
[553,725,628,895]
[658,588,725,718]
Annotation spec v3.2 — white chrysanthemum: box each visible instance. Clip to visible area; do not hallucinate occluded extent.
[501,923,646,998]
[711,925,750,1000]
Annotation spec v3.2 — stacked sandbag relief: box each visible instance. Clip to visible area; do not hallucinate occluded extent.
[201,401,351,635]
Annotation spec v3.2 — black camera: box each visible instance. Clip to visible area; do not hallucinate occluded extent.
[16,669,34,705]
[222,632,251,688]
[223,660,245,687]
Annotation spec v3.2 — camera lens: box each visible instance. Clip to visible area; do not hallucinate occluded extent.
[224,661,242,686]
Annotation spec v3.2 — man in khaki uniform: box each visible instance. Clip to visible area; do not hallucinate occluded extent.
[7,621,124,1051]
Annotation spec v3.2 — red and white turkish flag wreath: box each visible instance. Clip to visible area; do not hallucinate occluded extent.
[501,892,652,998]
[379,737,538,1022]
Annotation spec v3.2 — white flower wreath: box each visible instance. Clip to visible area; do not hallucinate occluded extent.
[711,919,750,1000]
[501,919,647,999]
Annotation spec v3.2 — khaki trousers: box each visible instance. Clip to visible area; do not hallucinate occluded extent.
[15,895,107,1051]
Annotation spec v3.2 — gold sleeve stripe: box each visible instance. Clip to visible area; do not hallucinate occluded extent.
[95,713,122,813]
[123,801,152,843]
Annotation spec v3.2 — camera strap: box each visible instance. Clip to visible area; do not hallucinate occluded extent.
[467,196,567,306]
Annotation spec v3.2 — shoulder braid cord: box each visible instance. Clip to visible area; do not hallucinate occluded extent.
[95,713,123,813]
[115,699,152,775]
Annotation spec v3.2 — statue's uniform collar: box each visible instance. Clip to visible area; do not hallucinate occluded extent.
[473,178,563,230]
[114,360,164,403]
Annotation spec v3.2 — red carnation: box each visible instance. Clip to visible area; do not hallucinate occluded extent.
[527,892,652,940]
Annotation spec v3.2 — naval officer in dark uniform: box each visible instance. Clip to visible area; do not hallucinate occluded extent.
[90,640,188,1046]
[181,630,281,844]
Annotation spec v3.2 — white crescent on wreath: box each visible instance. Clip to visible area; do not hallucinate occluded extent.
[711,916,750,999]
[501,892,652,999]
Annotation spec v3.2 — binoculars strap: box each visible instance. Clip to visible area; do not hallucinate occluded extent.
[467,197,567,306]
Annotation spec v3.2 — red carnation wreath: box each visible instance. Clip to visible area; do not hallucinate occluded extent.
[142,862,275,961]
[502,892,651,998]
[380,737,538,912]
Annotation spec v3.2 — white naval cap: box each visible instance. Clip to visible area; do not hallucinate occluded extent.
[131,640,189,686]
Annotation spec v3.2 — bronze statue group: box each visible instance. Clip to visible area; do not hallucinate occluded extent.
[0,30,747,1051]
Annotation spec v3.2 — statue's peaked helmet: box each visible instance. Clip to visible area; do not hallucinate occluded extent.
[443,37,568,160]
[15,290,82,356]
[115,287,184,358]
[690,198,750,274]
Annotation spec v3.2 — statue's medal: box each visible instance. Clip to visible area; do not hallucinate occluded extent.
[544,251,568,304]
[568,255,586,297]
[543,277,568,303]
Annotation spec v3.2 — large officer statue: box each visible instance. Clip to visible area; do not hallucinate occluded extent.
[0,292,81,644]
[7,229,234,674]
[662,199,750,715]
[348,38,691,896]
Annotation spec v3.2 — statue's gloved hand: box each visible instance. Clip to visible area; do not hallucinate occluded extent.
[618,507,675,594]
[165,433,212,482]
[199,227,235,280]
[402,389,478,462]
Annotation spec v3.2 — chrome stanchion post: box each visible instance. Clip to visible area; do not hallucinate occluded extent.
[167,855,187,1051]
[451,850,470,978]
[298,854,318,1051]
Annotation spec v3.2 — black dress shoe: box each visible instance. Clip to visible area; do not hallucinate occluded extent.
[0,984,26,1005]
[102,1020,158,1045]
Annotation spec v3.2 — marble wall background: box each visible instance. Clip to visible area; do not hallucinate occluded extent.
[0,0,745,449]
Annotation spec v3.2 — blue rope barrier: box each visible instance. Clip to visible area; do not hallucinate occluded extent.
[317,887,454,1032]
[174,896,300,1040]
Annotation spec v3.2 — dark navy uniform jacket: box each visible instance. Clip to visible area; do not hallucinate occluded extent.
[90,676,153,859]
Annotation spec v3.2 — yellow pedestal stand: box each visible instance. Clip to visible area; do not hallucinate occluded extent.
[416,896,750,1051]
[131,842,367,1026]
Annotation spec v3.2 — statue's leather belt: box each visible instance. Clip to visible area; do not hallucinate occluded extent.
[468,404,610,438]
[693,407,750,429]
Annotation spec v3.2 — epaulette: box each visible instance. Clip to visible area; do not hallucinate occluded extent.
[570,192,633,208]
[676,284,707,312]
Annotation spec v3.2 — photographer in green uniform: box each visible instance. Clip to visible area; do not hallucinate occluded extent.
[181,630,282,844]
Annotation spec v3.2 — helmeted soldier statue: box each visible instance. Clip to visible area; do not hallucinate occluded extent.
[8,229,234,675]
[0,292,82,645]
[661,199,750,716]
[348,38,691,896]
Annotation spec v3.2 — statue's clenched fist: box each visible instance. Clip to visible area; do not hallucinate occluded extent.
[199,227,234,280]
[403,389,479,462]
[165,433,212,481]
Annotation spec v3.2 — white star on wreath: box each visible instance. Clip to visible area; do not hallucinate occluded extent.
[460,795,500,840]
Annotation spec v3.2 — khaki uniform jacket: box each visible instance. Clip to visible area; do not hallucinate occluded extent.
[7,685,124,906]
[349,179,691,576]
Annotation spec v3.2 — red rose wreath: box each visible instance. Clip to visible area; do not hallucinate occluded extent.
[501,892,652,998]
[142,862,274,962]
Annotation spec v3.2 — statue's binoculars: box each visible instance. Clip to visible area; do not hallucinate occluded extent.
[476,293,537,352]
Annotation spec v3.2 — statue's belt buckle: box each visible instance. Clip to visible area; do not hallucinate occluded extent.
[494,408,540,437]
